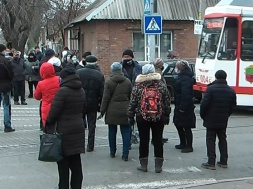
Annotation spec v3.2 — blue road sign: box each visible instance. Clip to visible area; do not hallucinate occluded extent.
[144,15,162,34]
[143,0,151,15]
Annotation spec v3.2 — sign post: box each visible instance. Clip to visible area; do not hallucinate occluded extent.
[143,0,161,62]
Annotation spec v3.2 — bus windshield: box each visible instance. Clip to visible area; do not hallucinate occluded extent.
[198,18,224,59]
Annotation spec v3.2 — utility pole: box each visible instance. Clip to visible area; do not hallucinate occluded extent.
[199,0,207,20]
[148,0,156,63]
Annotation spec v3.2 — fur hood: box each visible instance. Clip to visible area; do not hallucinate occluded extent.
[135,72,161,83]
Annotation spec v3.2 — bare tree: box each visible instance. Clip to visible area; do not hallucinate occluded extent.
[44,0,90,45]
[0,0,44,52]
[0,0,93,53]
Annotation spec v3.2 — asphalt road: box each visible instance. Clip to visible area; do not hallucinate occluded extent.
[0,98,252,189]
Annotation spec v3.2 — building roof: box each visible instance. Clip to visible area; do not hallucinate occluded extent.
[67,0,220,27]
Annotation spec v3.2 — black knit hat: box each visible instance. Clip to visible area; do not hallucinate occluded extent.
[60,65,76,79]
[82,51,91,58]
[215,70,227,80]
[0,44,6,52]
[45,48,55,57]
[122,49,134,58]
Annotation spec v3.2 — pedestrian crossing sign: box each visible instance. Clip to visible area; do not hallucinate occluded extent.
[143,0,151,15]
[144,15,162,34]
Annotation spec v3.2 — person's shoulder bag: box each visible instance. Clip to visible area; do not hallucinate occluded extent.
[38,124,63,162]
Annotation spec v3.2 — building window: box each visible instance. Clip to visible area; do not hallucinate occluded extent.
[160,32,173,60]
[69,29,79,51]
[133,33,145,61]
[133,32,173,61]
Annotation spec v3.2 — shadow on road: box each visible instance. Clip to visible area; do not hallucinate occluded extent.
[233,107,253,116]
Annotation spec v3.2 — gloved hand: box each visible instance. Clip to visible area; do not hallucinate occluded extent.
[97,114,104,120]
[128,117,135,126]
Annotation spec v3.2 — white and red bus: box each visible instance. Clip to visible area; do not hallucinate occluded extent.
[194,3,253,106]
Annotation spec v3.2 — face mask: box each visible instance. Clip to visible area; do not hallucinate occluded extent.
[14,57,19,61]
[123,59,132,65]
[72,57,77,62]
[67,56,71,61]
[28,57,34,62]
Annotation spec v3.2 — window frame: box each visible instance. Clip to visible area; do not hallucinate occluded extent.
[132,31,173,61]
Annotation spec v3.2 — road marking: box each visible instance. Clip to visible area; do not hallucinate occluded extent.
[0,176,16,180]
[84,178,217,189]
[9,107,39,110]
[163,166,202,173]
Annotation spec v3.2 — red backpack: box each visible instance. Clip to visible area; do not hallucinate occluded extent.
[140,82,163,122]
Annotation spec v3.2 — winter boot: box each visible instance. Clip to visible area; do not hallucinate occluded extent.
[137,158,148,172]
[155,157,164,173]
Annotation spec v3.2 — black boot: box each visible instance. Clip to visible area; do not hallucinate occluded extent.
[175,127,186,149]
[155,157,164,173]
[182,128,193,153]
[175,144,186,149]
[181,147,193,153]
[137,158,148,172]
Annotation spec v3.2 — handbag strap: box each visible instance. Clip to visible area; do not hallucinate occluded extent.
[111,83,119,98]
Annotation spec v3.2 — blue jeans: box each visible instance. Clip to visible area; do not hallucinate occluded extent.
[108,124,131,156]
[0,92,11,128]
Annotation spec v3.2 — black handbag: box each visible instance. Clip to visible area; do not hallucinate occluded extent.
[38,131,63,162]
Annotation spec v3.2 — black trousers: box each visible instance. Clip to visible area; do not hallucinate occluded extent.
[13,80,25,102]
[28,81,38,95]
[38,101,43,130]
[206,128,228,165]
[137,118,164,159]
[86,111,97,150]
[57,154,83,189]
[176,126,193,147]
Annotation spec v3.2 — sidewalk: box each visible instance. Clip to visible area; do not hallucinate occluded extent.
[172,177,253,189]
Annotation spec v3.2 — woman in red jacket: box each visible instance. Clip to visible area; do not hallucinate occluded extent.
[34,63,60,128]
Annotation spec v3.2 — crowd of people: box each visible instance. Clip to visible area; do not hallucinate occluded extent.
[0,44,237,189]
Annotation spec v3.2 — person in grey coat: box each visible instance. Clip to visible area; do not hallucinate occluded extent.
[11,51,27,105]
[25,52,40,98]
[99,62,132,161]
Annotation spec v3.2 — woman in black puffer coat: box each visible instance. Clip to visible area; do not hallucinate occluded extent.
[173,60,196,153]
[46,66,86,189]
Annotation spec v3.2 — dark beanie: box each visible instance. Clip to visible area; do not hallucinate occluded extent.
[0,44,6,52]
[45,48,55,57]
[215,70,227,80]
[122,49,134,58]
[60,65,76,79]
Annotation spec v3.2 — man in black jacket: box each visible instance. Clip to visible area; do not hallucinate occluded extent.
[77,55,104,152]
[200,70,236,170]
[0,44,15,132]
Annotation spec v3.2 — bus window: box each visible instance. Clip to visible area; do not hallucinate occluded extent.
[198,18,224,60]
[242,21,253,61]
[217,18,238,61]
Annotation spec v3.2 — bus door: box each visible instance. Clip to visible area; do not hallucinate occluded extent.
[240,18,253,88]
[216,17,239,87]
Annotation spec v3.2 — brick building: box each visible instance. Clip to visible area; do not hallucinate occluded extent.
[64,0,219,74]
